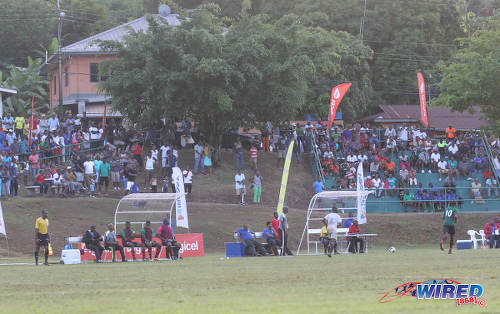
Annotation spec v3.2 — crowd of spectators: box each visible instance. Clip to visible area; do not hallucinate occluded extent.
[309,122,500,212]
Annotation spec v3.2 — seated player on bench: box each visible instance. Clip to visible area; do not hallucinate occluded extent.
[236,223,269,256]
[121,221,146,261]
[82,225,104,263]
[141,221,162,261]
[263,221,279,256]
[156,219,181,260]
[347,220,364,253]
[104,223,126,263]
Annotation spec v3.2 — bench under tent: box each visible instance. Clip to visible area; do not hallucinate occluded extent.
[114,193,184,230]
[296,190,373,255]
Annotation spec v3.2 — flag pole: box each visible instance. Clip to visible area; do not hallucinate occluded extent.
[29,96,34,146]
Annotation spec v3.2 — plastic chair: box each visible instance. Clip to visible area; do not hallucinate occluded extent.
[478,230,487,247]
[467,230,480,249]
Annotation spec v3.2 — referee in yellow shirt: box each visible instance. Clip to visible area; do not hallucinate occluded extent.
[35,209,50,266]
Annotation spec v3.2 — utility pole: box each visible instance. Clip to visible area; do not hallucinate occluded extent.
[360,0,367,39]
[57,0,65,119]
[464,0,471,39]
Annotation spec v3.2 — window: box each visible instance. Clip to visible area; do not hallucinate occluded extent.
[53,76,57,95]
[64,67,69,86]
[90,63,99,82]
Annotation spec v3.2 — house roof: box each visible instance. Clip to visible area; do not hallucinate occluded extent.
[0,87,17,95]
[61,14,181,54]
[360,105,491,130]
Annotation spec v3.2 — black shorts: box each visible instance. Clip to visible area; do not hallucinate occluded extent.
[37,233,49,245]
[99,176,109,186]
[443,225,455,235]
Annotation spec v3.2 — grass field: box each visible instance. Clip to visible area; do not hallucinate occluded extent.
[1,248,498,314]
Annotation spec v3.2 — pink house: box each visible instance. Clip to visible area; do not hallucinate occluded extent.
[40,13,181,118]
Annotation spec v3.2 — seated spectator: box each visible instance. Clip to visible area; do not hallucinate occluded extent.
[236,224,268,256]
[262,222,279,256]
[448,140,459,157]
[347,220,364,253]
[403,190,413,212]
[417,150,431,173]
[430,149,441,173]
[52,169,63,194]
[387,173,397,196]
[470,178,485,204]
[343,212,354,228]
[369,160,380,175]
[82,225,104,263]
[458,156,473,180]
[437,158,448,181]
[448,156,458,179]
[414,190,424,212]
[386,136,397,155]
[485,176,498,198]
[323,148,334,160]
[474,154,487,170]
[399,165,409,186]
[385,160,396,175]
[436,139,447,155]
[443,173,456,189]
[34,171,49,195]
[408,170,418,187]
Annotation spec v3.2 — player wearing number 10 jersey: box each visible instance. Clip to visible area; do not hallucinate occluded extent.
[440,202,458,254]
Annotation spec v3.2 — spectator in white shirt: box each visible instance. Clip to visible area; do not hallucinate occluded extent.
[430,150,441,172]
[385,126,396,138]
[193,143,205,174]
[235,170,246,205]
[399,127,408,148]
[160,143,170,176]
[83,158,95,188]
[323,148,334,160]
[48,113,59,132]
[347,153,358,164]
[386,136,397,155]
[183,166,193,194]
[144,152,155,189]
[448,141,459,157]
[437,158,448,181]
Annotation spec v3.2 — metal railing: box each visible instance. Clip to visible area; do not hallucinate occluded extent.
[17,139,105,163]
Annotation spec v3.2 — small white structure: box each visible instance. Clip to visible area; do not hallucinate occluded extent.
[114,193,180,229]
[296,190,373,255]
[0,87,17,118]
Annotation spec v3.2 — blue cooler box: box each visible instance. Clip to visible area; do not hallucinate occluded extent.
[456,240,473,250]
[225,242,245,257]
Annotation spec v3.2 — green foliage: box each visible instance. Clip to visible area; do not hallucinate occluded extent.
[100,8,373,143]
[434,23,500,134]
[2,58,49,116]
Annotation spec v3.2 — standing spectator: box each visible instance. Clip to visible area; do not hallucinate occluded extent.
[28,149,40,183]
[261,129,270,152]
[203,143,213,175]
[183,166,193,194]
[235,169,246,205]
[110,155,121,191]
[131,142,142,167]
[313,177,323,194]
[89,122,101,150]
[14,114,24,137]
[160,142,169,177]
[249,143,258,170]
[279,207,293,256]
[38,114,48,134]
[234,137,245,171]
[144,151,155,189]
[445,124,456,140]
[252,171,263,204]
[2,113,13,131]
[193,142,204,174]
[48,113,59,133]
[165,150,176,178]
[83,157,95,189]
[277,136,287,166]
[99,158,111,194]
[9,161,18,197]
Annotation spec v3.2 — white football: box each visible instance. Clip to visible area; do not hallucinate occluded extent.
[389,246,396,253]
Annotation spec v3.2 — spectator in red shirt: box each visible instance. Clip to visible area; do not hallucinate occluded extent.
[250,143,258,170]
[35,171,49,195]
[271,212,280,240]
[347,220,364,253]
[131,142,142,167]
[483,218,500,248]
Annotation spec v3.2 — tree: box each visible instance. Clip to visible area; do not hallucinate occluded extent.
[100,6,374,146]
[2,58,49,116]
[434,23,500,134]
